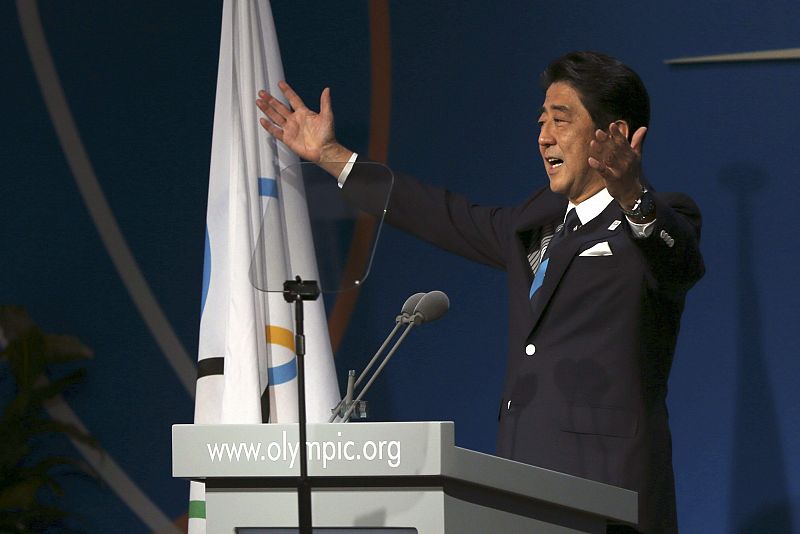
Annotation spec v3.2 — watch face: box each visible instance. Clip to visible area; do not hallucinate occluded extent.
[623,190,654,219]
[640,191,655,216]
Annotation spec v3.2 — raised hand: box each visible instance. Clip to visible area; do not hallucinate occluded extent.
[587,122,648,209]
[256,81,351,169]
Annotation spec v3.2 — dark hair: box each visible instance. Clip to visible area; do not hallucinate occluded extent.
[540,51,650,137]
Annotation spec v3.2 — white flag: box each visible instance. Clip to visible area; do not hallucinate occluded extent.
[189,1,340,531]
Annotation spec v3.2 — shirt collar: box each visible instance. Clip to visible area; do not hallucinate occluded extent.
[566,188,614,225]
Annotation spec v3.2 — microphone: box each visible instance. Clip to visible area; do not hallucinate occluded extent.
[328,292,426,422]
[410,290,449,324]
[399,292,426,322]
[340,290,450,422]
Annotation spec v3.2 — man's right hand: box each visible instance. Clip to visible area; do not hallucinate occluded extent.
[256,81,353,177]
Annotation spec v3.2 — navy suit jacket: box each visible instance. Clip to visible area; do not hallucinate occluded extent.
[343,164,705,533]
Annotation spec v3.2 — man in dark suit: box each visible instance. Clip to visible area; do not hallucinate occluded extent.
[256,51,704,534]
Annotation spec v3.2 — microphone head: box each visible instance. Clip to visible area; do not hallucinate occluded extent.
[400,292,426,316]
[413,291,450,324]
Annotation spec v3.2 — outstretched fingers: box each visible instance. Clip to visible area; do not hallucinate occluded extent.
[588,122,643,176]
[588,154,619,179]
[319,87,332,119]
[258,114,283,140]
[588,127,617,177]
[255,97,282,139]
[630,126,648,154]
[260,99,286,124]
[278,80,307,112]
[256,83,307,138]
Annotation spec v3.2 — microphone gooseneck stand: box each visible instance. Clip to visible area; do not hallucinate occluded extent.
[330,291,450,423]
[283,276,319,534]
[340,320,417,422]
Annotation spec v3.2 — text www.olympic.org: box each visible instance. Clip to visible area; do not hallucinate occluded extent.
[206,431,400,469]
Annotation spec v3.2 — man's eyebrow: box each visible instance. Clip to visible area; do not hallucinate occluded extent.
[538,104,571,114]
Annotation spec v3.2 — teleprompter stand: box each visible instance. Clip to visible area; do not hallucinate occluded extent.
[283,276,320,534]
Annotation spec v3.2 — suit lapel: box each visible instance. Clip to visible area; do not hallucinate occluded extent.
[527,200,625,332]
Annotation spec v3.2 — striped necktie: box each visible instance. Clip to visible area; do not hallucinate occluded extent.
[529,208,581,304]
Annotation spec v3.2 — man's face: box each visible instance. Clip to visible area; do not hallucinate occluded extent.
[538,82,605,203]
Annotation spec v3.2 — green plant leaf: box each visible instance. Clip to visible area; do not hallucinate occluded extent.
[0,477,42,509]
[0,306,36,342]
[2,330,48,387]
[31,369,87,403]
[43,334,93,363]
[0,306,97,532]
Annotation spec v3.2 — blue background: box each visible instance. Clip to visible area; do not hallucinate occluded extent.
[2,1,799,532]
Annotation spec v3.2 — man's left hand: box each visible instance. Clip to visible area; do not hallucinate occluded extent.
[588,122,648,209]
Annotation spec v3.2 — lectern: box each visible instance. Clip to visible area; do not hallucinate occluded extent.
[173,422,637,533]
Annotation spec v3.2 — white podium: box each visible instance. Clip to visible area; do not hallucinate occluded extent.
[172,422,637,533]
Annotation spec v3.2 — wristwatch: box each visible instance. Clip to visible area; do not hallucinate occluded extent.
[620,187,655,223]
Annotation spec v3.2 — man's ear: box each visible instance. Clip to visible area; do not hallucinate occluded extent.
[614,120,631,141]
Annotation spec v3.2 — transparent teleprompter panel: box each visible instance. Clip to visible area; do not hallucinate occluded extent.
[249,161,393,294]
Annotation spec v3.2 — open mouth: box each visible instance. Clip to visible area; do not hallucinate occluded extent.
[546,157,564,168]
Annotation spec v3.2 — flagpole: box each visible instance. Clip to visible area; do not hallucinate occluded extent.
[284,276,320,534]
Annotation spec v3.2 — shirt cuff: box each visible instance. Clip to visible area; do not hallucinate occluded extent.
[337,152,359,188]
[627,217,656,238]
